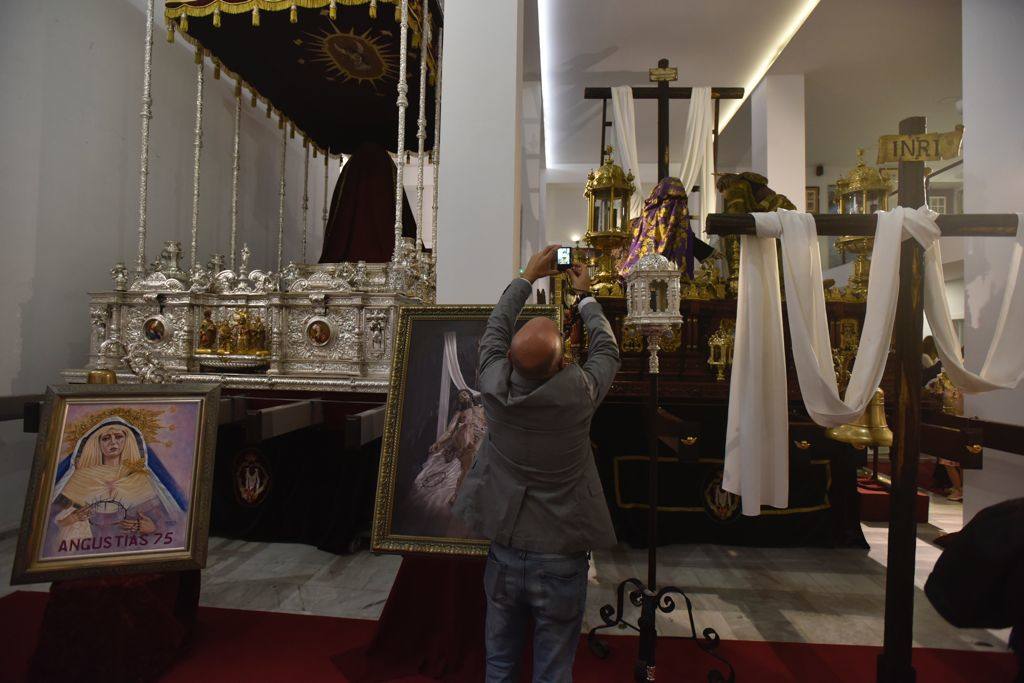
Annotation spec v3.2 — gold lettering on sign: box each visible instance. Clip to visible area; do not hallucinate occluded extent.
[876,126,963,163]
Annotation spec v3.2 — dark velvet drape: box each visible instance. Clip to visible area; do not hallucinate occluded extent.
[320,142,417,263]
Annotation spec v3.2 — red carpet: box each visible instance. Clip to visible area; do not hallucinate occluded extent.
[0,590,1015,683]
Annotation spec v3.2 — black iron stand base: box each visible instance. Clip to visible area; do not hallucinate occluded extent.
[587,576,734,683]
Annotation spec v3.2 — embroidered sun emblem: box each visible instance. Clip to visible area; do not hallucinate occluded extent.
[306,25,397,90]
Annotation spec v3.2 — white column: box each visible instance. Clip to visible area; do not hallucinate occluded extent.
[750,74,806,208]
[961,0,1024,521]
[435,0,524,304]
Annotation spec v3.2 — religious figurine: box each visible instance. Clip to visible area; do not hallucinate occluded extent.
[239,243,252,277]
[216,318,233,354]
[230,310,249,353]
[251,315,269,355]
[197,310,217,352]
[110,262,128,291]
[716,172,797,294]
[617,177,715,280]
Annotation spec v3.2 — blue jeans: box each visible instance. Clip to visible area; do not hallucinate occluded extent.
[484,542,589,683]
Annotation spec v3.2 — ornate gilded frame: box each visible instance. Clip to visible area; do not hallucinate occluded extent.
[372,303,556,556]
[11,383,220,584]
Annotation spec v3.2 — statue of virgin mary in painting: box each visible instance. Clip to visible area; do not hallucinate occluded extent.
[43,417,188,559]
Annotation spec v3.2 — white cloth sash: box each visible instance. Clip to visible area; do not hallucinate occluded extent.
[611,86,645,216]
[924,213,1024,392]
[724,207,940,515]
[675,86,715,240]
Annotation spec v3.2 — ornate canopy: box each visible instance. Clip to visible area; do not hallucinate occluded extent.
[165,0,442,155]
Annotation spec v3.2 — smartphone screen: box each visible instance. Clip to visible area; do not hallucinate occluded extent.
[556,247,573,269]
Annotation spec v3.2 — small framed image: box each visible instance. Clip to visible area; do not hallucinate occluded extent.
[805,186,820,214]
[372,304,556,557]
[827,184,840,214]
[142,316,169,344]
[305,318,333,347]
[11,384,220,584]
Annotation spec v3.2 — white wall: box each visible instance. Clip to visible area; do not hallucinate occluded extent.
[436,0,524,304]
[751,75,806,208]
[0,0,329,531]
[961,0,1024,522]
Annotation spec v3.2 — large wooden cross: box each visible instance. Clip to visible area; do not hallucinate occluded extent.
[706,116,1018,683]
[584,58,744,181]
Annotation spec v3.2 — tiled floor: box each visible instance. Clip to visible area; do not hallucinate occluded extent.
[0,494,1008,652]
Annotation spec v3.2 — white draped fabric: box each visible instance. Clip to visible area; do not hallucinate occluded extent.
[611,86,645,216]
[675,86,715,240]
[924,214,1024,392]
[724,207,1024,516]
[436,332,480,439]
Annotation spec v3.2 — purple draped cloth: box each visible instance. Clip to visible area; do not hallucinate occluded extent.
[617,177,695,277]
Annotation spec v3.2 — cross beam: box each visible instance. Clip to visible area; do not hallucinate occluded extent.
[584,58,744,180]
[706,116,1017,683]
[706,212,1018,236]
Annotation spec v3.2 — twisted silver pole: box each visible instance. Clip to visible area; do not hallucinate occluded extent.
[189,51,205,270]
[276,123,287,273]
[431,29,443,258]
[229,85,241,271]
[393,0,410,255]
[415,0,430,252]
[322,151,330,238]
[302,142,310,263]
[135,0,155,277]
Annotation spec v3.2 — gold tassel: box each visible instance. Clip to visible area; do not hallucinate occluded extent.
[412,32,420,48]
[302,136,308,149]
[290,123,296,139]
[266,104,272,119]
[250,90,257,107]
[312,147,318,159]
[290,4,298,23]
[180,14,189,32]
[194,46,203,65]
[234,82,242,97]
[166,21,175,42]
[213,61,221,79]
[252,7,260,26]
[369,0,377,19]
[395,4,401,22]
[213,9,221,28]
[329,0,337,19]
[278,116,284,130]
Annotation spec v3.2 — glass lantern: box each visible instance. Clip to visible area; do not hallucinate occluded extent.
[584,146,634,297]
[834,150,893,299]
[624,252,682,374]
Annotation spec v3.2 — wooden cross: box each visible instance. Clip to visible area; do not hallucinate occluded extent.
[584,58,744,181]
[705,116,1018,683]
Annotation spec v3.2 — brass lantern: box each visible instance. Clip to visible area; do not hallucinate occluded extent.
[584,146,635,298]
[834,150,893,299]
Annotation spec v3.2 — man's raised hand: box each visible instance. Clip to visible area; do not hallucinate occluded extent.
[522,245,562,283]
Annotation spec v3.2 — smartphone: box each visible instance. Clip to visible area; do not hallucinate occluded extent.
[556,247,574,271]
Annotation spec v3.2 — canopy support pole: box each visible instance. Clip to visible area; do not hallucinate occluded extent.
[189,52,205,272]
[431,29,443,274]
[230,85,241,272]
[135,0,155,279]
[276,123,287,273]
[302,142,310,263]
[415,0,430,252]
[393,0,410,259]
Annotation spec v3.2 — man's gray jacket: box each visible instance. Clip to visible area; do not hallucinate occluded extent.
[452,278,620,554]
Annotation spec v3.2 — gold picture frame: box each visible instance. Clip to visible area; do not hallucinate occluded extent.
[805,186,820,214]
[372,304,556,556]
[12,384,220,584]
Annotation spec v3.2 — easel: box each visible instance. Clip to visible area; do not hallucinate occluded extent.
[706,115,1018,683]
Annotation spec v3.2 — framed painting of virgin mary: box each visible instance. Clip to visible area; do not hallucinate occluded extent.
[372,304,556,557]
[11,384,219,584]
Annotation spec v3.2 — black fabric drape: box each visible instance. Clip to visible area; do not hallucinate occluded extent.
[320,142,417,263]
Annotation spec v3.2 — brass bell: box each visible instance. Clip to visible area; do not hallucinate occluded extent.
[866,388,893,447]
[826,389,892,448]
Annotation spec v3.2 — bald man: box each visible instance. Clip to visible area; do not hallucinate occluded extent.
[453,245,620,683]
